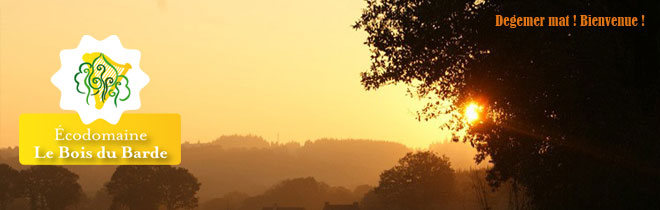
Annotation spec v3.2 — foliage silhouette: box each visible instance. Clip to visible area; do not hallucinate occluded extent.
[160,166,201,210]
[22,166,82,210]
[373,151,455,210]
[354,0,660,209]
[0,164,22,210]
[106,165,200,210]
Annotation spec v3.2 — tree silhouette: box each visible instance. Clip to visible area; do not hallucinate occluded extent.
[159,167,201,210]
[106,166,161,210]
[374,152,455,210]
[0,164,22,210]
[21,166,82,210]
[106,166,200,210]
[354,0,659,209]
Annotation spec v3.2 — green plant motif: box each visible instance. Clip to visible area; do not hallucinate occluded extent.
[74,53,131,109]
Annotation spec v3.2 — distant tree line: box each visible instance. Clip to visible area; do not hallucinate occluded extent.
[0,164,200,210]
[1,138,484,201]
[198,151,523,210]
[0,164,82,210]
[3,150,523,210]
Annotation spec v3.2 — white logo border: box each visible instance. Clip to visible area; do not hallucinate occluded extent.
[51,35,149,124]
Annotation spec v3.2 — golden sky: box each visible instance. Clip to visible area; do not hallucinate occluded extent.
[0,0,453,148]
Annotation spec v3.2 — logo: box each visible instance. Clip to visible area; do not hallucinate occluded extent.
[20,35,179,165]
[52,35,149,124]
[75,52,132,109]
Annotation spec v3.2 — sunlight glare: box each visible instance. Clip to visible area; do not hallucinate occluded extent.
[464,103,483,124]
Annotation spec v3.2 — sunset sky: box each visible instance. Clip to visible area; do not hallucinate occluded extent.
[0,0,453,148]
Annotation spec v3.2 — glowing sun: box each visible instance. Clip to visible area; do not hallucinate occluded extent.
[464,103,483,124]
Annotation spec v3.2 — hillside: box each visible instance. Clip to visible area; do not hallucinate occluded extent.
[0,135,484,201]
